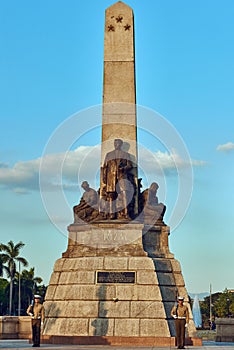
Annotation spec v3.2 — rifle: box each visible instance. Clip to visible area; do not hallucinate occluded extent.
[30,299,34,317]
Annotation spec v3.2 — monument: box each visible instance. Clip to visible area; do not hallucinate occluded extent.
[42,2,201,346]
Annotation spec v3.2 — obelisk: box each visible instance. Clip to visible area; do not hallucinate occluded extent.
[101,1,137,161]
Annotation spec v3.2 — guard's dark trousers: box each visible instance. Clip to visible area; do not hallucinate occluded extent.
[31,319,41,347]
[175,318,186,348]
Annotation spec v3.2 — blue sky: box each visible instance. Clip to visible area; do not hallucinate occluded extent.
[0,0,234,295]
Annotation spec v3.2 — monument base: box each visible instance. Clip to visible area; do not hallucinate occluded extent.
[43,223,200,345]
[41,335,202,346]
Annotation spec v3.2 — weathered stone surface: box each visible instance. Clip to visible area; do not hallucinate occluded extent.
[103,102,135,115]
[173,272,185,286]
[157,272,176,286]
[152,258,172,272]
[103,257,128,270]
[44,301,63,318]
[65,224,147,257]
[48,272,60,285]
[104,63,135,103]
[62,257,104,271]
[114,319,139,336]
[89,318,114,336]
[45,301,98,318]
[0,316,18,339]
[18,316,31,339]
[115,285,137,301]
[45,318,89,336]
[136,285,162,301]
[140,319,170,337]
[45,285,56,299]
[171,259,182,272]
[130,301,165,318]
[52,284,117,301]
[136,270,158,284]
[143,226,172,258]
[215,318,234,342]
[53,258,65,272]
[159,286,177,302]
[99,301,130,318]
[128,257,155,269]
[59,271,95,284]
[0,316,32,340]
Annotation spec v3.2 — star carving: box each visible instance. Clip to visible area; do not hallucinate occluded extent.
[107,24,115,32]
[107,16,131,33]
[124,24,131,31]
[116,15,123,23]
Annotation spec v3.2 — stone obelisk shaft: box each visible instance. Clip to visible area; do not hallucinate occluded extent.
[101,1,137,163]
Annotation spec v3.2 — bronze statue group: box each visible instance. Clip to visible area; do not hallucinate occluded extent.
[74,138,166,225]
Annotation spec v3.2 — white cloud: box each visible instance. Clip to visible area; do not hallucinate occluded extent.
[0,146,101,194]
[0,145,206,194]
[138,147,206,175]
[0,162,8,168]
[216,142,234,152]
[0,159,40,192]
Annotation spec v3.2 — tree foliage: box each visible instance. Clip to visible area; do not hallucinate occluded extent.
[0,241,46,315]
[0,240,28,315]
[213,289,234,318]
[199,289,234,328]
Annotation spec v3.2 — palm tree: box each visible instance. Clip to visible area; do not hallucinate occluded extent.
[20,268,43,304]
[14,267,44,314]
[0,241,28,315]
[0,255,7,277]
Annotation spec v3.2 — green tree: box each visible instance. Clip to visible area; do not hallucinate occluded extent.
[15,267,43,308]
[230,301,234,316]
[214,289,234,317]
[0,278,8,315]
[0,241,28,315]
[0,255,4,276]
[22,268,42,300]
[200,297,210,327]
[200,289,234,327]
[0,254,9,277]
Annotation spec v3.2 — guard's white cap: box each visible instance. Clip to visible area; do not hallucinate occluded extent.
[178,296,184,301]
[34,294,41,299]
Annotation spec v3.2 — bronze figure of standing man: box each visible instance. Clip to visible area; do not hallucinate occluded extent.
[102,138,133,219]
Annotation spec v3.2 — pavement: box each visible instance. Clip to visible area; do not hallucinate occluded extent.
[1,340,234,350]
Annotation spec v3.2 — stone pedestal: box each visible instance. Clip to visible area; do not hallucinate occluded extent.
[43,223,201,346]
[0,316,31,340]
[215,318,234,342]
[18,316,31,339]
[0,317,18,339]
